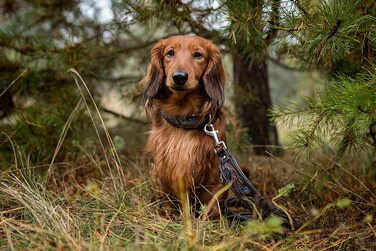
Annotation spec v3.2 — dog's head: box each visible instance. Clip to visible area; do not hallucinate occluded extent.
[141,35,226,108]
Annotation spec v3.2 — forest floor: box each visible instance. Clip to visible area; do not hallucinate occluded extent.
[1,141,375,250]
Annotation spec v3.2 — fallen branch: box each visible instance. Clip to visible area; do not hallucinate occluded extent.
[102,107,148,125]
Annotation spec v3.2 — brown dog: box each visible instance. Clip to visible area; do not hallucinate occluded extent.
[141,35,227,217]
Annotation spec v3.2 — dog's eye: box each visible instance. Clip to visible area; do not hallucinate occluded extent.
[193,52,203,59]
[167,49,175,58]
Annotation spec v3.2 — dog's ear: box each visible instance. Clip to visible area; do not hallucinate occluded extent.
[140,40,165,106]
[203,42,226,107]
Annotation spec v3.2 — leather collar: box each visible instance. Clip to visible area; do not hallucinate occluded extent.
[160,111,216,130]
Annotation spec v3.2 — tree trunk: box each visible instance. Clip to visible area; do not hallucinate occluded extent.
[232,54,279,155]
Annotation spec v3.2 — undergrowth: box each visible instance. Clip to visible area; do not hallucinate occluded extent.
[0,70,375,250]
[1,147,375,250]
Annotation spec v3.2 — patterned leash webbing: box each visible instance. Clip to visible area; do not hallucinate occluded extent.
[204,124,300,230]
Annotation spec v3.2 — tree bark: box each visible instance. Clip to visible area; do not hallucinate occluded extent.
[232,54,279,155]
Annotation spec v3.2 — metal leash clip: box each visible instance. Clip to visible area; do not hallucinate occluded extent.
[204,124,227,150]
[204,122,300,230]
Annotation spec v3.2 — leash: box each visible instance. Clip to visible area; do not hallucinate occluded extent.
[204,123,300,230]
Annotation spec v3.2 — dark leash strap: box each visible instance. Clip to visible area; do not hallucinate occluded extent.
[204,124,300,230]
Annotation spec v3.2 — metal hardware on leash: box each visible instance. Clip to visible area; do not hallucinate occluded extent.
[203,123,300,230]
[204,124,227,149]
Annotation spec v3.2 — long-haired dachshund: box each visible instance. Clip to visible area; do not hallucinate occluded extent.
[141,35,227,217]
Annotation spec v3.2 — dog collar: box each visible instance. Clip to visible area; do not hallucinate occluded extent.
[160,111,215,130]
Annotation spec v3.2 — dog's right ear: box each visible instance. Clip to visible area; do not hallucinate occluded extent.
[140,40,165,106]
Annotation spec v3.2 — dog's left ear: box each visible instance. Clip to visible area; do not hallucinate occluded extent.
[203,42,226,107]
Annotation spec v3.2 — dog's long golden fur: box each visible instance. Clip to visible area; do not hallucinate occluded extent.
[141,35,227,216]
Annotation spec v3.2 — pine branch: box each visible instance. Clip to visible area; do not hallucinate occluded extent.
[267,55,305,72]
[97,39,161,58]
[274,66,376,159]
[101,107,148,125]
[0,41,38,54]
[92,74,141,83]
[265,0,281,45]
[292,0,308,16]
[174,0,221,38]
[326,19,342,40]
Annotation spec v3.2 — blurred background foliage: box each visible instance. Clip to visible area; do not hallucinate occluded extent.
[0,0,375,170]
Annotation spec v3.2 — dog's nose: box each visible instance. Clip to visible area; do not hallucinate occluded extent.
[172,71,188,86]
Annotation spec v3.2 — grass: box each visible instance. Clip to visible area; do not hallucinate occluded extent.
[1,149,375,250]
[0,70,375,250]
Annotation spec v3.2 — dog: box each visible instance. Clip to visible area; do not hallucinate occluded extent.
[141,35,227,217]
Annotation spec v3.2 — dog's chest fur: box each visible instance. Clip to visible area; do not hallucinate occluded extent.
[146,117,223,195]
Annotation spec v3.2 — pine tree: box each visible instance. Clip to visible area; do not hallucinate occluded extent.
[270,0,376,162]
[224,0,281,155]
[0,0,155,165]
